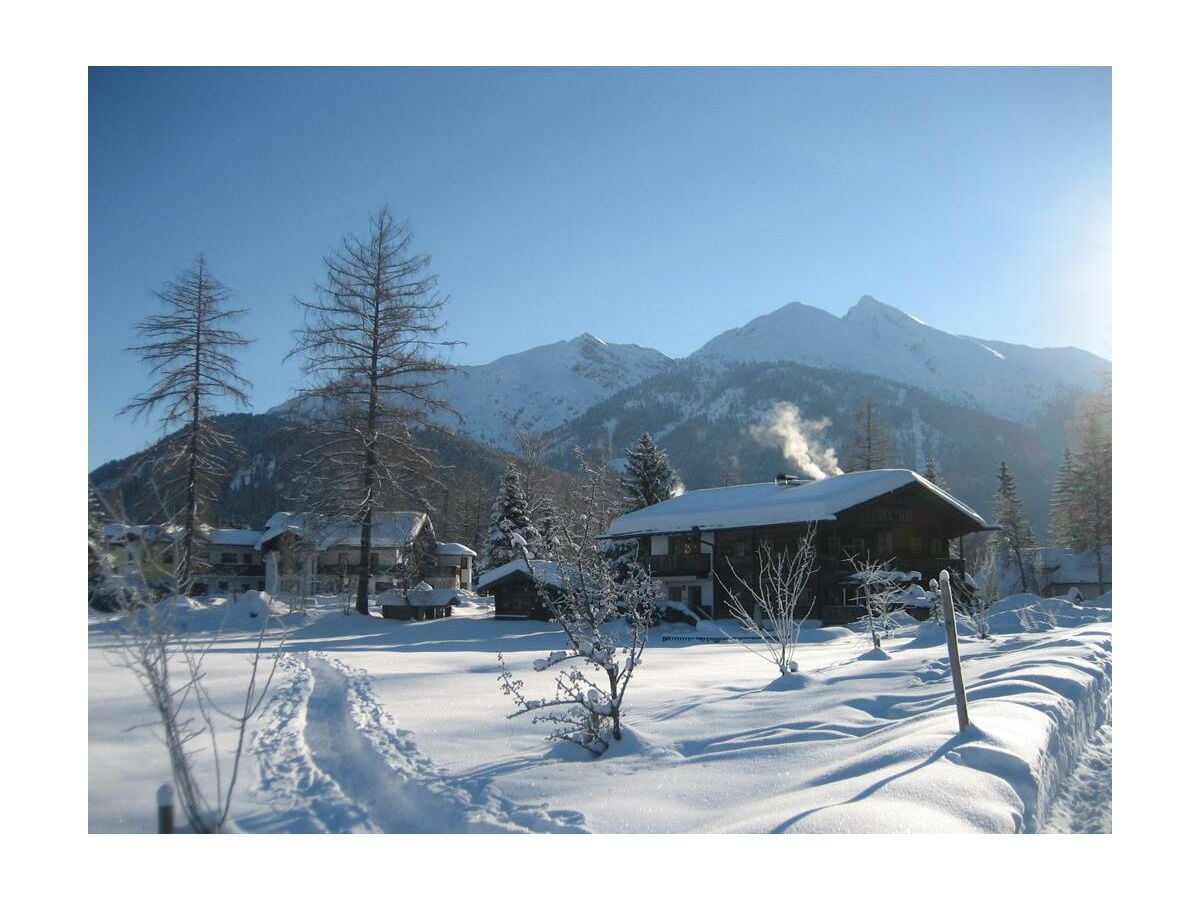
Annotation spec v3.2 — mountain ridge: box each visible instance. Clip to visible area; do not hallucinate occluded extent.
[93,295,1109,539]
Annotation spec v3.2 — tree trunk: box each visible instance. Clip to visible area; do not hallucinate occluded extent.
[1014,544,1028,593]
[183,269,204,592]
[608,669,622,741]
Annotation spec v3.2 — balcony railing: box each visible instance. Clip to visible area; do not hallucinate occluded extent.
[206,564,266,577]
[649,553,711,578]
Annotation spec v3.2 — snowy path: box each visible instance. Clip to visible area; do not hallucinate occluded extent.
[249,652,588,833]
[1041,721,1112,834]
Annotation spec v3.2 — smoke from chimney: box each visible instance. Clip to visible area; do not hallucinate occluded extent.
[750,402,844,480]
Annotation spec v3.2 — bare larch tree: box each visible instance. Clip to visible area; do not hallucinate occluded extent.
[288,207,457,614]
[846,395,892,472]
[121,256,251,589]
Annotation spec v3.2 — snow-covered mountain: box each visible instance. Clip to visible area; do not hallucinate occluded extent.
[692,296,1109,426]
[432,334,674,450]
[94,295,1108,538]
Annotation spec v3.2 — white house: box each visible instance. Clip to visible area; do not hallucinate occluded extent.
[255,511,475,598]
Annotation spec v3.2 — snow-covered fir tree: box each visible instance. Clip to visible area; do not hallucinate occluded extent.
[1049,448,1081,548]
[481,463,541,572]
[992,460,1036,594]
[1065,405,1112,588]
[923,456,943,487]
[620,432,679,512]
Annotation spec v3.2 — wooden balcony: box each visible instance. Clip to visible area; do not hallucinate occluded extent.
[207,563,266,577]
[650,553,711,578]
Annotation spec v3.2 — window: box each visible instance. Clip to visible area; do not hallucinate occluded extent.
[931,538,944,556]
[668,586,683,602]
[876,532,893,556]
[221,552,238,565]
[243,553,254,565]
[909,535,923,554]
[337,552,349,565]
[669,534,700,556]
[717,532,751,560]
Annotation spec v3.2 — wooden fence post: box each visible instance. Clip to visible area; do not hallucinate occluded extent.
[939,569,971,733]
[156,782,174,834]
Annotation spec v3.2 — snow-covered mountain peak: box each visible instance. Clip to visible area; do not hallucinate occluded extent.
[692,296,1109,425]
[844,294,926,328]
[430,332,673,450]
[572,332,609,347]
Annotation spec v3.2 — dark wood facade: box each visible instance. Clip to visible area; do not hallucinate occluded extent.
[636,481,985,625]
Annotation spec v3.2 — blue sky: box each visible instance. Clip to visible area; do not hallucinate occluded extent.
[89,67,1110,470]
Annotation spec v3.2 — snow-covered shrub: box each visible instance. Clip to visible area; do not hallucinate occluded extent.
[89,494,284,832]
[497,448,659,755]
[498,556,659,755]
[713,526,819,677]
[845,556,907,650]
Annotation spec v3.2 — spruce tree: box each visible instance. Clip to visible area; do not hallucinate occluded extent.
[1049,448,1081,548]
[922,457,943,487]
[1070,409,1113,589]
[620,432,679,512]
[482,463,541,572]
[992,461,1036,594]
[1050,387,1112,590]
[846,395,892,472]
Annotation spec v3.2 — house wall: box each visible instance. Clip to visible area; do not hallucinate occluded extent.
[261,521,467,597]
[491,576,555,620]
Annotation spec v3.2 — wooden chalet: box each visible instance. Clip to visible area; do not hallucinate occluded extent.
[603,469,993,625]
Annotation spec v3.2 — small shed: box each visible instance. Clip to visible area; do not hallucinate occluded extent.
[477,559,563,620]
[377,583,459,621]
[1034,547,1112,601]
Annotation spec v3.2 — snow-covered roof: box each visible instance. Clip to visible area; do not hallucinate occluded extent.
[204,528,265,547]
[436,542,477,558]
[99,523,184,543]
[255,511,428,551]
[1034,546,1111,585]
[476,558,562,591]
[603,469,987,537]
[377,587,470,607]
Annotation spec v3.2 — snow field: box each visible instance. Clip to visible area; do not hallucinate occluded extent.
[89,595,1111,833]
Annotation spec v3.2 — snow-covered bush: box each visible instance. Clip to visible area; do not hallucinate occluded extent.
[89,494,284,832]
[497,448,658,755]
[498,561,659,755]
[713,526,819,677]
[845,556,906,650]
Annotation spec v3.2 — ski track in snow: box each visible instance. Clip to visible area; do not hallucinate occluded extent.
[249,652,588,833]
[1041,721,1112,834]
